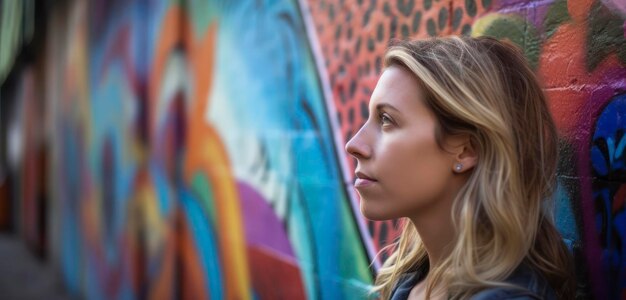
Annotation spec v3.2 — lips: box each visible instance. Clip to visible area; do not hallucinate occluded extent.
[355,171,377,187]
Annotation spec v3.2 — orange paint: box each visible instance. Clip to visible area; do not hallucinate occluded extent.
[539,21,624,137]
[149,6,183,140]
[150,7,251,299]
[183,20,252,300]
[539,21,592,135]
[150,225,176,300]
[568,0,595,23]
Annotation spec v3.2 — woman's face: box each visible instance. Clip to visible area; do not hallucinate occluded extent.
[345,66,460,220]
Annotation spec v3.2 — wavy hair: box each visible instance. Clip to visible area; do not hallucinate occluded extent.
[372,36,575,299]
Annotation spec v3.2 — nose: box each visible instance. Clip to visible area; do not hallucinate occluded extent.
[345,126,372,159]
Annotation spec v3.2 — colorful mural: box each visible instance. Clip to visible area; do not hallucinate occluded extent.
[46,0,372,299]
[1,0,622,299]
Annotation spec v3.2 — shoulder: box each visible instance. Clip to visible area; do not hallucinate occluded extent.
[389,263,429,300]
[471,288,549,300]
[470,264,557,300]
[390,271,422,300]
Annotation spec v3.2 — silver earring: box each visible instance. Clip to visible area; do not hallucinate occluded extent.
[455,163,463,171]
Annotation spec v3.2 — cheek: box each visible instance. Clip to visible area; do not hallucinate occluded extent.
[379,135,452,206]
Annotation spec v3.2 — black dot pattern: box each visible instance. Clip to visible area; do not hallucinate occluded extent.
[465,0,477,17]
[427,18,437,36]
[412,12,422,32]
[424,0,432,10]
[438,7,448,30]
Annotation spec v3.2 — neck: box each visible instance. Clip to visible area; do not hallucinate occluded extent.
[409,176,466,268]
[409,208,455,268]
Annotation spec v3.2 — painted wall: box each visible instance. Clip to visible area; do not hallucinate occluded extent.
[6,0,624,299]
[46,0,371,299]
[0,0,36,84]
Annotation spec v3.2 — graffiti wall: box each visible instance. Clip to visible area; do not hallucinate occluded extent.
[16,0,624,299]
[46,0,371,299]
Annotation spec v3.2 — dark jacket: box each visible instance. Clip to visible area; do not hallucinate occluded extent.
[390,263,556,300]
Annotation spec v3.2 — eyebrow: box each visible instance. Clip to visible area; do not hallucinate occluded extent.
[375,103,401,113]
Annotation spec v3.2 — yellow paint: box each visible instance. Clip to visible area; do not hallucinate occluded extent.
[470,13,506,37]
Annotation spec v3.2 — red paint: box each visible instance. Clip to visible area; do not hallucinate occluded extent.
[247,246,306,299]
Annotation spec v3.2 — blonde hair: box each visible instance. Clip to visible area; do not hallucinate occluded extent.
[372,36,574,299]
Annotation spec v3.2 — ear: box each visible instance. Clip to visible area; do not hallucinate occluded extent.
[447,135,478,173]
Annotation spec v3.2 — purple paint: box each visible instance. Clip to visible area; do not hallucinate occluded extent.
[237,181,295,258]
[495,0,556,33]
[576,66,626,300]
[603,0,626,16]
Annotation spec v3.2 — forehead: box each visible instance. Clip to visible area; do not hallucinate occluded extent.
[369,66,425,110]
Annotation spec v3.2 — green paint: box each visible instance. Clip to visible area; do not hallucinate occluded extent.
[438,7,449,31]
[465,0,477,17]
[481,16,541,69]
[543,0,570,40]
[287,188,316,300]
[482,0,492,9]
[337,190,375,299]
[427,18,437,36]
[452,7,463,30]
[587,1,626,71]
[187,0,219,39]
[192,173,217,226]
[0,0,23,85]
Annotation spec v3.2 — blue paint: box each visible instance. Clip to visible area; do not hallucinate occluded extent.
[90,61,138,261]
[207,0,372,297]
[591,93,626,298]
[179,187,224,300]
[554,181,580,243]
[151,163,174,216]
[59,122,84,295]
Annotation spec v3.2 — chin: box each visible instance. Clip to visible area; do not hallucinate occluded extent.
[360,202,395,221]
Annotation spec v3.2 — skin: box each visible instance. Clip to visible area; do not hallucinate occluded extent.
[345,66,477,298]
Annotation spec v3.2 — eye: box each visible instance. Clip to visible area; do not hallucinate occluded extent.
[379,113,394,127]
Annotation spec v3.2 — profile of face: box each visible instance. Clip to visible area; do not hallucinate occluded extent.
[345,66,473,221]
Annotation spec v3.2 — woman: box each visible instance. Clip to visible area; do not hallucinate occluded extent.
[345,36,575,299]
